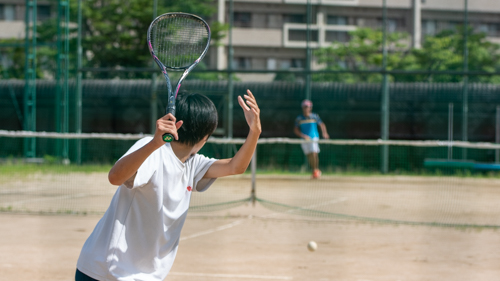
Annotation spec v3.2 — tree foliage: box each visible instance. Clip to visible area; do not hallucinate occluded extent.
[0,0,226,79]
[313,27,500,83]
[77,0,226,78]
[313,28,415,83]
[411,27,500,82]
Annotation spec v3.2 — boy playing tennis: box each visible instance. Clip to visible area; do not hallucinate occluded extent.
[294,99,329,179]
[75,90,261,281]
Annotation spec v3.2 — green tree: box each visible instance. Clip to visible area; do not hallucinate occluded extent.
[74,0,226,78]
[0,39,27,79]
[313,28,416,83]
[314,26,500,83]
[0,0,225,80]
[412,27,500,82]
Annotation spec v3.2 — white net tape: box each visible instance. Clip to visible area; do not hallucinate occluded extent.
[2,130,500,149]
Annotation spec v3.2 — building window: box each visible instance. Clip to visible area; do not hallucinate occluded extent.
[288,29,319,42]
[422,20,437,36]
[477,23,499,37]
[327,15,347,25]
[326,31,349,42]
[234,12,251,28]
[377,18,405,32]
[232,57,252,70]
[291,59,305,69]
[278,59,305,70]
[279,60,290,69]
[284,14,306,24]
[356,18,366,27]
[1,53,13,68]
[447,21,461,31]
[0,4,16,21]
[267,58,277,70]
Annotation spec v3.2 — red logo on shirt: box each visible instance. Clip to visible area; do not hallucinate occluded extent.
[187,186,192,192]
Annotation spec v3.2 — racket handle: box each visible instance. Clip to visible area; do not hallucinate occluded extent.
[162,133,174,142]
[163,105,176,142]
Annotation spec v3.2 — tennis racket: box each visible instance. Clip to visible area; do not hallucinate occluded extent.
[147,12,211,142]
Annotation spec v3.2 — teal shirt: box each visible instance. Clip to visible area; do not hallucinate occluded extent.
[295,113,323,139]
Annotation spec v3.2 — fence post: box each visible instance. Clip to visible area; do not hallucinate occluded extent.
[251,148,257,206]
[462,0,469,160]
[24,0,37,159]
[76,0,83,164]
[448,103,454,160]
[496,106,500,163]
[380,0,389,174]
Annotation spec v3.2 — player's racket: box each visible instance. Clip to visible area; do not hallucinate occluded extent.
[147,12,211,142]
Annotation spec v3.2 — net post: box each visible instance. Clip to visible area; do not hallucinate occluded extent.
[250,148,257,206]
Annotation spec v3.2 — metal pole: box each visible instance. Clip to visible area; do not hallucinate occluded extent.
[227,0,234,158]
[462,0,468,160]
[63,0,70,163]
[496,105,500,163]
[56,0,62,140]
[217,0,225,70]
[24,0,37,158]
[305,0,312,100]
[250,149,257,206]
[76,0,83,164]
[448,103,454,160]
[380,0,389,174]
[412,0,421,49]
[55,0,69,163]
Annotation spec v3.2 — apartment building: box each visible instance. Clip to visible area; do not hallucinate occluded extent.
[0,0,52,40]
[212,0,500,81]
[2,0,500,81]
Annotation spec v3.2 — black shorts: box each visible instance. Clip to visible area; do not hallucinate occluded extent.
[75,269,99,281]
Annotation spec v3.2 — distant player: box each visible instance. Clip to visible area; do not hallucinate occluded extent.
[294,99,329,179]
[75,90,261,281]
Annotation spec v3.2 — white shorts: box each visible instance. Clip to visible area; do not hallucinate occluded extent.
[301,139,320,155]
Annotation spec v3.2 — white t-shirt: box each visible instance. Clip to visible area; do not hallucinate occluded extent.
[77,137,217,281]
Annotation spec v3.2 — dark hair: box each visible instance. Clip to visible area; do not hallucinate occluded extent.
[175,92,218,146]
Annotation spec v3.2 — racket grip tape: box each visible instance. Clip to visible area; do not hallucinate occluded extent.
[163,105,176,142]
[162,133,174,142]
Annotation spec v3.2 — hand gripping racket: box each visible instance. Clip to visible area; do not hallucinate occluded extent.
[147,12,211,142]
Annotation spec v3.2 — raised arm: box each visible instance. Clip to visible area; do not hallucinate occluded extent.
[204,90,261,178]
[108,113,183,185]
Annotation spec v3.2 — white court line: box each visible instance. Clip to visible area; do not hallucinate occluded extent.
[175,198,347,280]
[169,272,293,280]
[180,197,348,240]
[180,219,244,241]
[261,197,348,218]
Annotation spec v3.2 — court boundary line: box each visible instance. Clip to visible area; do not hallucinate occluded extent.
[168,271,293,280]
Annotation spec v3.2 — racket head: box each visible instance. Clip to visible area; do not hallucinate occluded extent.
[147,12,211,71]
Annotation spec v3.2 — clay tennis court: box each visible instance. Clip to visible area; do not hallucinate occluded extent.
[1,174,500,280]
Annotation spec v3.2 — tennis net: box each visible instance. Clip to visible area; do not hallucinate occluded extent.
[1,130,500,228]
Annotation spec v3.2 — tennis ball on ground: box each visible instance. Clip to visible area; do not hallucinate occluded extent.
[307,241,317,252]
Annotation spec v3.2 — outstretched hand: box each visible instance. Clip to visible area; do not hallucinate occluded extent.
[238,89,261,135]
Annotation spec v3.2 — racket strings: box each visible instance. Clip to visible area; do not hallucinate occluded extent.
[151,15,208,69]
